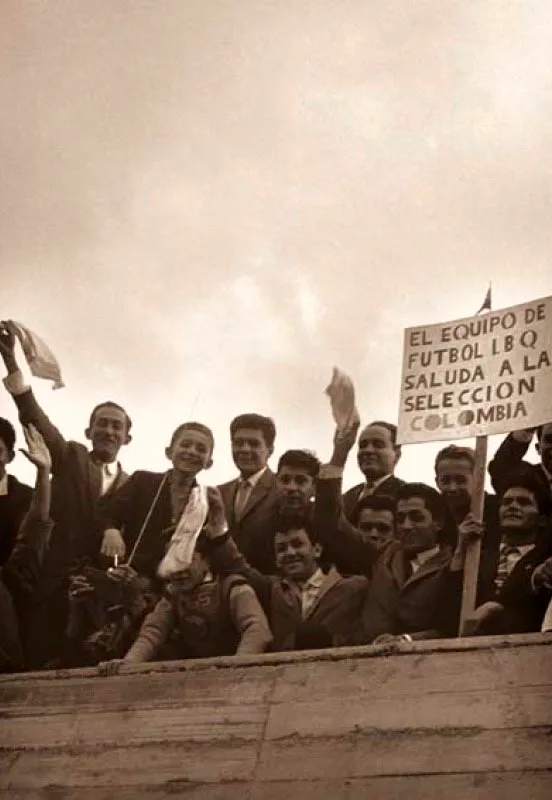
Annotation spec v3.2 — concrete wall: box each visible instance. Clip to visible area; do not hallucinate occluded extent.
[1,633,552,799]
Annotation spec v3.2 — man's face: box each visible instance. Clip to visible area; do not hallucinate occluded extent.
[396,496,440,558]
[0,437,14,479]
[499,487,540,533]
[436,458,474,514]
[274,528,319,583]
[231,427,272,477]
[276,466,315,514]
[170,551,210,594]
[357,508,395,547]
[167,429,213,476]
[86,406,130,463]
[537,423,552,473]
[357,425,399,480]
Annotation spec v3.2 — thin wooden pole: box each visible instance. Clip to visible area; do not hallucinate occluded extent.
[459,434,488,635]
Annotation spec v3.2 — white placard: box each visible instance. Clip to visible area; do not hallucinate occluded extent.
[397,296,552,444]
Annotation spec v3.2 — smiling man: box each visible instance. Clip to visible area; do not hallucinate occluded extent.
[343,421,405,521]
[218,413,280,574]
[461,472,552,636]
[0,322,132,668]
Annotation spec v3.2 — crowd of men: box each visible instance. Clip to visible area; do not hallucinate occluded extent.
[1,320,551,674]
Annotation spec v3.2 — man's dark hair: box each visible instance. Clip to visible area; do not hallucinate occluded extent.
[499,471,552,517]
[230,413,276,448]
[0,417,16,452]
[169,422,215,453]
[89,402,132,433]
[434,445,475,474]
[351,494,396,526]
[396,482,457,547]
[363,421,400,451]
[277,449,320,478]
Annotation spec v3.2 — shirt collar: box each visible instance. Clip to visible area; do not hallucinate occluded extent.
[363,473,392,492]
[411,545,440,570]
[0,474,8,496]
[304,568,325,590]
[500,541,534,557]
[240,466,268,489]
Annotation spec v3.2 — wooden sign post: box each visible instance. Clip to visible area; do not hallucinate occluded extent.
[458,434,487,635]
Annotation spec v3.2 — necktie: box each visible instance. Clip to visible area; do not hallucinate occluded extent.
[234,480,251,518]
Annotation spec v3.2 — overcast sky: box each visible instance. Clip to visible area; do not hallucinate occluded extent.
[2,1,551,489]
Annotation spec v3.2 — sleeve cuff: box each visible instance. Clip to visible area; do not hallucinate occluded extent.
[3,369,30,396]
[319,464,344,480]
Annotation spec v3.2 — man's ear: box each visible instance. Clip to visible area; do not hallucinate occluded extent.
[204,457,213,471]
[123,432,132,446]
[394,445,402,464]
[268,444,274,459]
[313,543,323,559]
[165,445,173,461]
[84,427,92,442]
[7,449,15,464]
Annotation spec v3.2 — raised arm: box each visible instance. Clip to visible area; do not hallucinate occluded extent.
[314,426,379,576]
[0,322,68,473]
[2,426,54,617]
[488,429,534,494]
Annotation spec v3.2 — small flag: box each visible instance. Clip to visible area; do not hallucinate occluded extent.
[476,285,492,314]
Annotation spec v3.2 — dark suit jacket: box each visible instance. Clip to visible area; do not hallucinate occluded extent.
[488,433,550,499]
[8,388,128,667]
[98,470,183,583]
[0,475,33,566]
[10,389,128,585]
[0,513,53,672]
[208,536,369,651]
[314,473,457,641]
[218,468,280,574]
[482,527,552,634]
[343,475,406,522]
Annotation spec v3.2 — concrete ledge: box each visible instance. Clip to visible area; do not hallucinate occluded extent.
[2,631,551,684]
[1,634,551,798]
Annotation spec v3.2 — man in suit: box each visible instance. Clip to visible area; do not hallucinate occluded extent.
[204,498,369,652]
[488,424,552,501]
[314,425,460,643]
[218,413,280,574]
[0,417,32,566]
[0,323,132,667]
[461,472,552,635]
[342,421,405,521]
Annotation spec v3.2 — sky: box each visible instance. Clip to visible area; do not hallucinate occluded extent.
[1,1,552,490]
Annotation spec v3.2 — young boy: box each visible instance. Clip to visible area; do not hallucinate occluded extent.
[98,422,217,583]
[0,425,53,672]
[101,536,272,671]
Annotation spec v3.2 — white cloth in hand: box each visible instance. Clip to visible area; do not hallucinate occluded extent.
[9,320,65,389]
[157,485,209,578]
[325,366,360,433]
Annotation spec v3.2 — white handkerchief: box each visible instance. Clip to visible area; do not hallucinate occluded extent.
[325,366,360,433]
[9,320,65,390]
[157,485,210,578]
